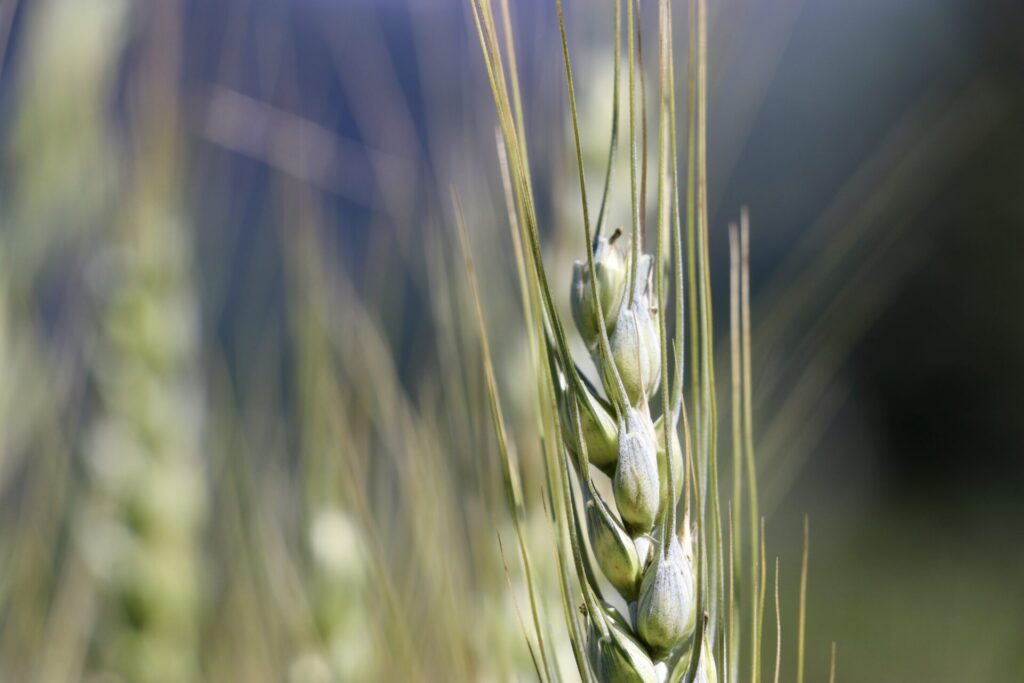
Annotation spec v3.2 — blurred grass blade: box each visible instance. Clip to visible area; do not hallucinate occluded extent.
[453,188,556,683]
[772,558,781,683]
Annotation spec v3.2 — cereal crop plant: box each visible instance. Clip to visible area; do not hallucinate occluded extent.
[460,1,816,681]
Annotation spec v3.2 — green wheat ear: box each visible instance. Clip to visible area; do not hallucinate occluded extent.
[73,12,206,680]
[466,0,823,681]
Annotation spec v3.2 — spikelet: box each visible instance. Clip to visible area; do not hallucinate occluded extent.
[571,233,630,351]
[604,256,661,406]
[560,378,619,474]
[587,618,658,683]
[613,407,661,535]
[635,535,696,660]
[586,497,642,600]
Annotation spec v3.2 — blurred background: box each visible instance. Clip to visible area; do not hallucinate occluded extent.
[0,0,1021,681]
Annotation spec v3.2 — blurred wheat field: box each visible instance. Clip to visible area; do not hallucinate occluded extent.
[1,0,1023,682]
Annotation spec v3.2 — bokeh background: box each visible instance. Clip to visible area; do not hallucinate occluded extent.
[0,0,1022,681]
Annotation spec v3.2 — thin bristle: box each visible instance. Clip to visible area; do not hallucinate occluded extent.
[798,516,810,683]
